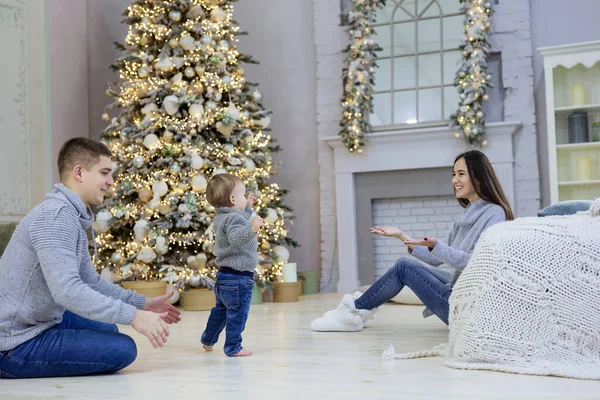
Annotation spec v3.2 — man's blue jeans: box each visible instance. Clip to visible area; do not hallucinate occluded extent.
[355,257,452,324]
[201,272,254,356]
[0,311,137,379]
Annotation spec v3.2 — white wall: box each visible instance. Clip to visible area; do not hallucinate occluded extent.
[48,0,89,183]
[530,0,600,207]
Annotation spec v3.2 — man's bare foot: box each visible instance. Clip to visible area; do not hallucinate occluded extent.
[202,344,213,351]
[232,348,252,357]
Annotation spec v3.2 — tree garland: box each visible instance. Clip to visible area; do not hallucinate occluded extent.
[339,0,385,154]
[450,0,494,147]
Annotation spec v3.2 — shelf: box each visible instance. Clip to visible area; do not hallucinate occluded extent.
[555,104,600,113]
[558,180,600,187]
[557,142,600,150]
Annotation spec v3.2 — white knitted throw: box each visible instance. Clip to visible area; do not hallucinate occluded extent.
[384,198,600,380]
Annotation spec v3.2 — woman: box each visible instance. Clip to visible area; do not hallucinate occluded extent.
[311,150,514,331]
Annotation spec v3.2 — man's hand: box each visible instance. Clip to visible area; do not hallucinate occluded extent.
[144,291,181,324]
[246,193,257,209]
[132,310,170,348]
[252,215,263,233]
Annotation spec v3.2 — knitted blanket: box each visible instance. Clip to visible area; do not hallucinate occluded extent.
[384,198,600,380]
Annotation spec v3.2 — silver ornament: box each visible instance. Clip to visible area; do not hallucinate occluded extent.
[184,67,195,78]
[219,40,230,50]
[133,156,144,168]
[252,90,262,102]
[138,67,149,78]
[222,75,232,85]
[206,101,217,110]
[171,163,181,174]
[201,35,212,45]
[169,10,182,22]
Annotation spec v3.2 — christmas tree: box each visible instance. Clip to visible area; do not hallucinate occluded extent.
[94,0,298,293]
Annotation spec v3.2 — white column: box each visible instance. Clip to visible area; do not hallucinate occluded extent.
[334,172,360,293]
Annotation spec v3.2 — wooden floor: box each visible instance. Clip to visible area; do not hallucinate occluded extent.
[2,293,599,399]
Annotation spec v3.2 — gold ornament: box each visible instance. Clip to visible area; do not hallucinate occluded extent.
[138,67,148,78]
[139,36,148,46]
[454,132,461,139]
[482,140,488,147]
[101,113,110,121]
[168,38,179,49]
[482,94,489,101]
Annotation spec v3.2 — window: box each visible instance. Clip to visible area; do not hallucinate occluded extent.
[370,0,463,127]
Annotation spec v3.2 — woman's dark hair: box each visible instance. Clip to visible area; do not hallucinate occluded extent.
[454,150,514,221]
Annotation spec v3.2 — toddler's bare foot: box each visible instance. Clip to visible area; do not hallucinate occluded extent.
[232,348,252,357]
[202,344,213,351]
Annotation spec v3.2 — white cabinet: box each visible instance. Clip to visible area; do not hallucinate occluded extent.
[539,40,600,203]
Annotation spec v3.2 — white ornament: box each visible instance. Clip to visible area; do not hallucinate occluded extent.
[155,236,168,255]
[189,103,204,121]
[152,181,168,197]
[100,267,119,283]
[191,153,204,170]
[133,219,149,242]
[143,133,160,149]
[226,103,240,120]
[191,174,208,193]
[110,252,122,264]
[155,57,174,72]
[166,284,180,304]
[259,116,271,128]
[133,156,144,168]
[188,275,201,287]
[273,245,290,263]
[211,7,226,22]
[169,10,182,22]
[136,246,157,263]
[216,121,234,137]
[243,159,256,172]
[173,57,185,69]
[213,168,227,176]
[265,208,278,223]
[163,95,180,115]
[179,35,196,51]
[142,103,158,117]
[184,67,195,78]
[148,196,160,210]
[187,253,207,269]
[95,210,112,233]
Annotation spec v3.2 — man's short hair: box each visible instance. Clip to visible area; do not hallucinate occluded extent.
[57,137,112,181]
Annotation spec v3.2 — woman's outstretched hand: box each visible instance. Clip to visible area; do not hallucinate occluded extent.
[370,226,403,238]
[404,237,438,249]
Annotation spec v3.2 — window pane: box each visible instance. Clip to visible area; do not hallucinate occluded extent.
[374,25,391,58]
[443,50,461,84]
[371,93,392,126]
[395,0,417,19]
[392,2,414,22]
[442,15,463,49]
[417,18,441,53]
[418,53,442,87]
[392,21,416,56]
[418,88,442,122]
[393,56,416,90]
[393,91,417,124]
[443,85,459,119]
[375,59,392,92]
[420,0,441,18]
[375,2,396,24]
[437,0,462,15]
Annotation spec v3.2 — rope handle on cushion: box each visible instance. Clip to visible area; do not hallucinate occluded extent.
[381,343,449,361]
[590,198,600,217]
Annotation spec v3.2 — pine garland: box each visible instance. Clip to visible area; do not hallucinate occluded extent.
[339,0,385,154]
[450,0,494,147]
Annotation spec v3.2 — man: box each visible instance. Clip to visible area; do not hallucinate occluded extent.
[0,137,181,379]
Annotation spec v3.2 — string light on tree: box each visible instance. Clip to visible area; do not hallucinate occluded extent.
[95,0,299,291]
[449,0,494,147]
[338,0,385,154]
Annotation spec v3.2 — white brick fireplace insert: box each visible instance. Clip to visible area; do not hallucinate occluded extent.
[321,122,521,293]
